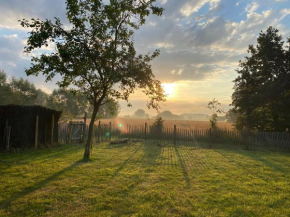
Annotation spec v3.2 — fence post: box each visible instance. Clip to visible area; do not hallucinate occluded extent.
[145,123,147,141]
[246,130,250,150]
[3,120,7,148]
[51,114,54,145]
[109,122,112,140]
[68,121,72,145]
[35,115,39,149]
[209,128,212,149]
[83,112,87,142]
[98,121,101,143]
[174,125,177,145]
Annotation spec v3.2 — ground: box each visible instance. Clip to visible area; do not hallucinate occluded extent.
[0,142,290,217]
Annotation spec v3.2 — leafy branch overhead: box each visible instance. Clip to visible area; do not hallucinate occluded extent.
[20,0,165,110]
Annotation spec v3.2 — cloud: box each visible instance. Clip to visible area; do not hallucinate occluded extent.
[245,2,259,13]
[0,34,58,91]
[161,0,220,18]
[0,0,68,29]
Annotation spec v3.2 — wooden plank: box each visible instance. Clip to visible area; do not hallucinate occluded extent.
[6,126,11,152]
[35,115,39,149]
[51,114,54,145]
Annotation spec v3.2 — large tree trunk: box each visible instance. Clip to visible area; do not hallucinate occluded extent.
[83,105,98,161]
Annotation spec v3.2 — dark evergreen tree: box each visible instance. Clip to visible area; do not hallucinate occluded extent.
[232,27,290,131]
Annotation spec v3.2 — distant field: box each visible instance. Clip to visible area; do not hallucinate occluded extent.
[1,142,290,216]
[93,118,233,130]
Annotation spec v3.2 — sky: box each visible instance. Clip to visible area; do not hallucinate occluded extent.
[0,0,290,116]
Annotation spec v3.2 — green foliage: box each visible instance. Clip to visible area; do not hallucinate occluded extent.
[9,76,38,105]
[20,0,165,110]
[0,70,12,105]
[20,0,166,160]
[47,88,120,119]
[46,88,87,118]
[209,113,218,129]
[0,70,119,118]
[232,27,290,131]
[225,108,238,123]
[150,116,164,135]
[0,70,47,106]
[207,98,224,129]
[96,98,120,119]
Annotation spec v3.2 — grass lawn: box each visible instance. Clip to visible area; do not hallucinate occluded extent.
[0,141,290,217]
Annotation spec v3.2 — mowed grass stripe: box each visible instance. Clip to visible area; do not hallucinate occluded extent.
[1,142,290,217]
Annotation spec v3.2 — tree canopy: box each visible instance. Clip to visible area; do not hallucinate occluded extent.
[134,109,146,118]
[0,70,45,106]
[232,27,290,131]
[21,0,165,160]
[0,70,120,118]
[207,98,223,129]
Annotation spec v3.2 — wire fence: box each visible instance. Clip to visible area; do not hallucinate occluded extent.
[58,122,290,152]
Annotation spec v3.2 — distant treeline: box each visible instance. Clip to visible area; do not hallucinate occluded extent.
[126,109,227,122]
[0,70,119,119]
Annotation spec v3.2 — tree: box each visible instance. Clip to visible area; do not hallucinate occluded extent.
[0,70,47,106]
[47,89,86,118]
[134,109,145,118]
[207,98,223,129]
[159,110,180,119]
[96,98,120,119]
[47,88,120,119]
[232,27,290,131]
[34,89,48,106]
[21,0,165,161]
[150,116,164,137]
[0,70,12,105]
[225,108,238,123]
[9,76,39,105]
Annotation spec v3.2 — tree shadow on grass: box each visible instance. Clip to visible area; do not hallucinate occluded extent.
[142,142,162,166]
[0,145,83,166]
[112,143,143,177]
[213,149,290,183]
[227,150,290,174]
[0,159,84,209]
[174,145,191,189]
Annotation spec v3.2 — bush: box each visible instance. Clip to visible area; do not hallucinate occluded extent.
[150,116,164,137]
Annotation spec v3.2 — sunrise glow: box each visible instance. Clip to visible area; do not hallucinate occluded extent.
[162,83,176,98]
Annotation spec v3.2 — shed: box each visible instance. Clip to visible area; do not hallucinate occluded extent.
[0,105,62,150]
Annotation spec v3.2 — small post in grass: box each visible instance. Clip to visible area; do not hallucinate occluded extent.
[109,122,112,141]
[98,121,101,143]
[145,123,147,141]
[174,125,177,145]
[34,115,39,149]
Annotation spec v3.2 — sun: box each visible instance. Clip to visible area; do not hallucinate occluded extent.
[162,83,176,97]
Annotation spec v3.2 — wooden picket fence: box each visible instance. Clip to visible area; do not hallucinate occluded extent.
[58,122,290,152]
